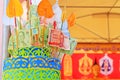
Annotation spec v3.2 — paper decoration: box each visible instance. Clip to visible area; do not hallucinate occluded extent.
[8,34,16,50]
[63,54,72,76]
[44,27,49,45]
[68,13,76,27]
[61,12,66,22]
[52,2,62,23]
[37,0,54,18]
[32,28,39,46]
[21,1,27,24]
[46,17,55,26]
[39,26,46,47]
[63,35,70,50]
[8,29,31,49]
[29,5,40,28]
[6,0,23,17]
[3,68,60,80]
[40,16,54,27]
[31,25,49,47]
[99,54,113,76]
[18,30,31,48]
[59,38,77,54]
[8,47,51,57]
[3,56,61,79]
[79,54,93,75]
[48,28,62,47]
[5,0,77,59]
[52,2,62,29]
[39,16,48,26]
[57,52,64,62]
[62,20,70,37]
[3,56,60,71]
[48,21,70,50]
[6,0,23,49]
[3,0,78,79]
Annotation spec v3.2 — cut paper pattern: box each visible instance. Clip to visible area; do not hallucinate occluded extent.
[79,54,93,75]
[99,54,113,76]
[63,54,72,76]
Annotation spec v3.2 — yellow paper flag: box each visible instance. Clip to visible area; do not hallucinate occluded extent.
[6,0,23,17]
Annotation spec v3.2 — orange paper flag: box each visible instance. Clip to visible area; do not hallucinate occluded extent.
[37,0,54,18]
[6,0,23,17]
[68,13,76,28]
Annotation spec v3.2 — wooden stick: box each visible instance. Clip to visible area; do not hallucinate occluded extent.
[27,0,33,45]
